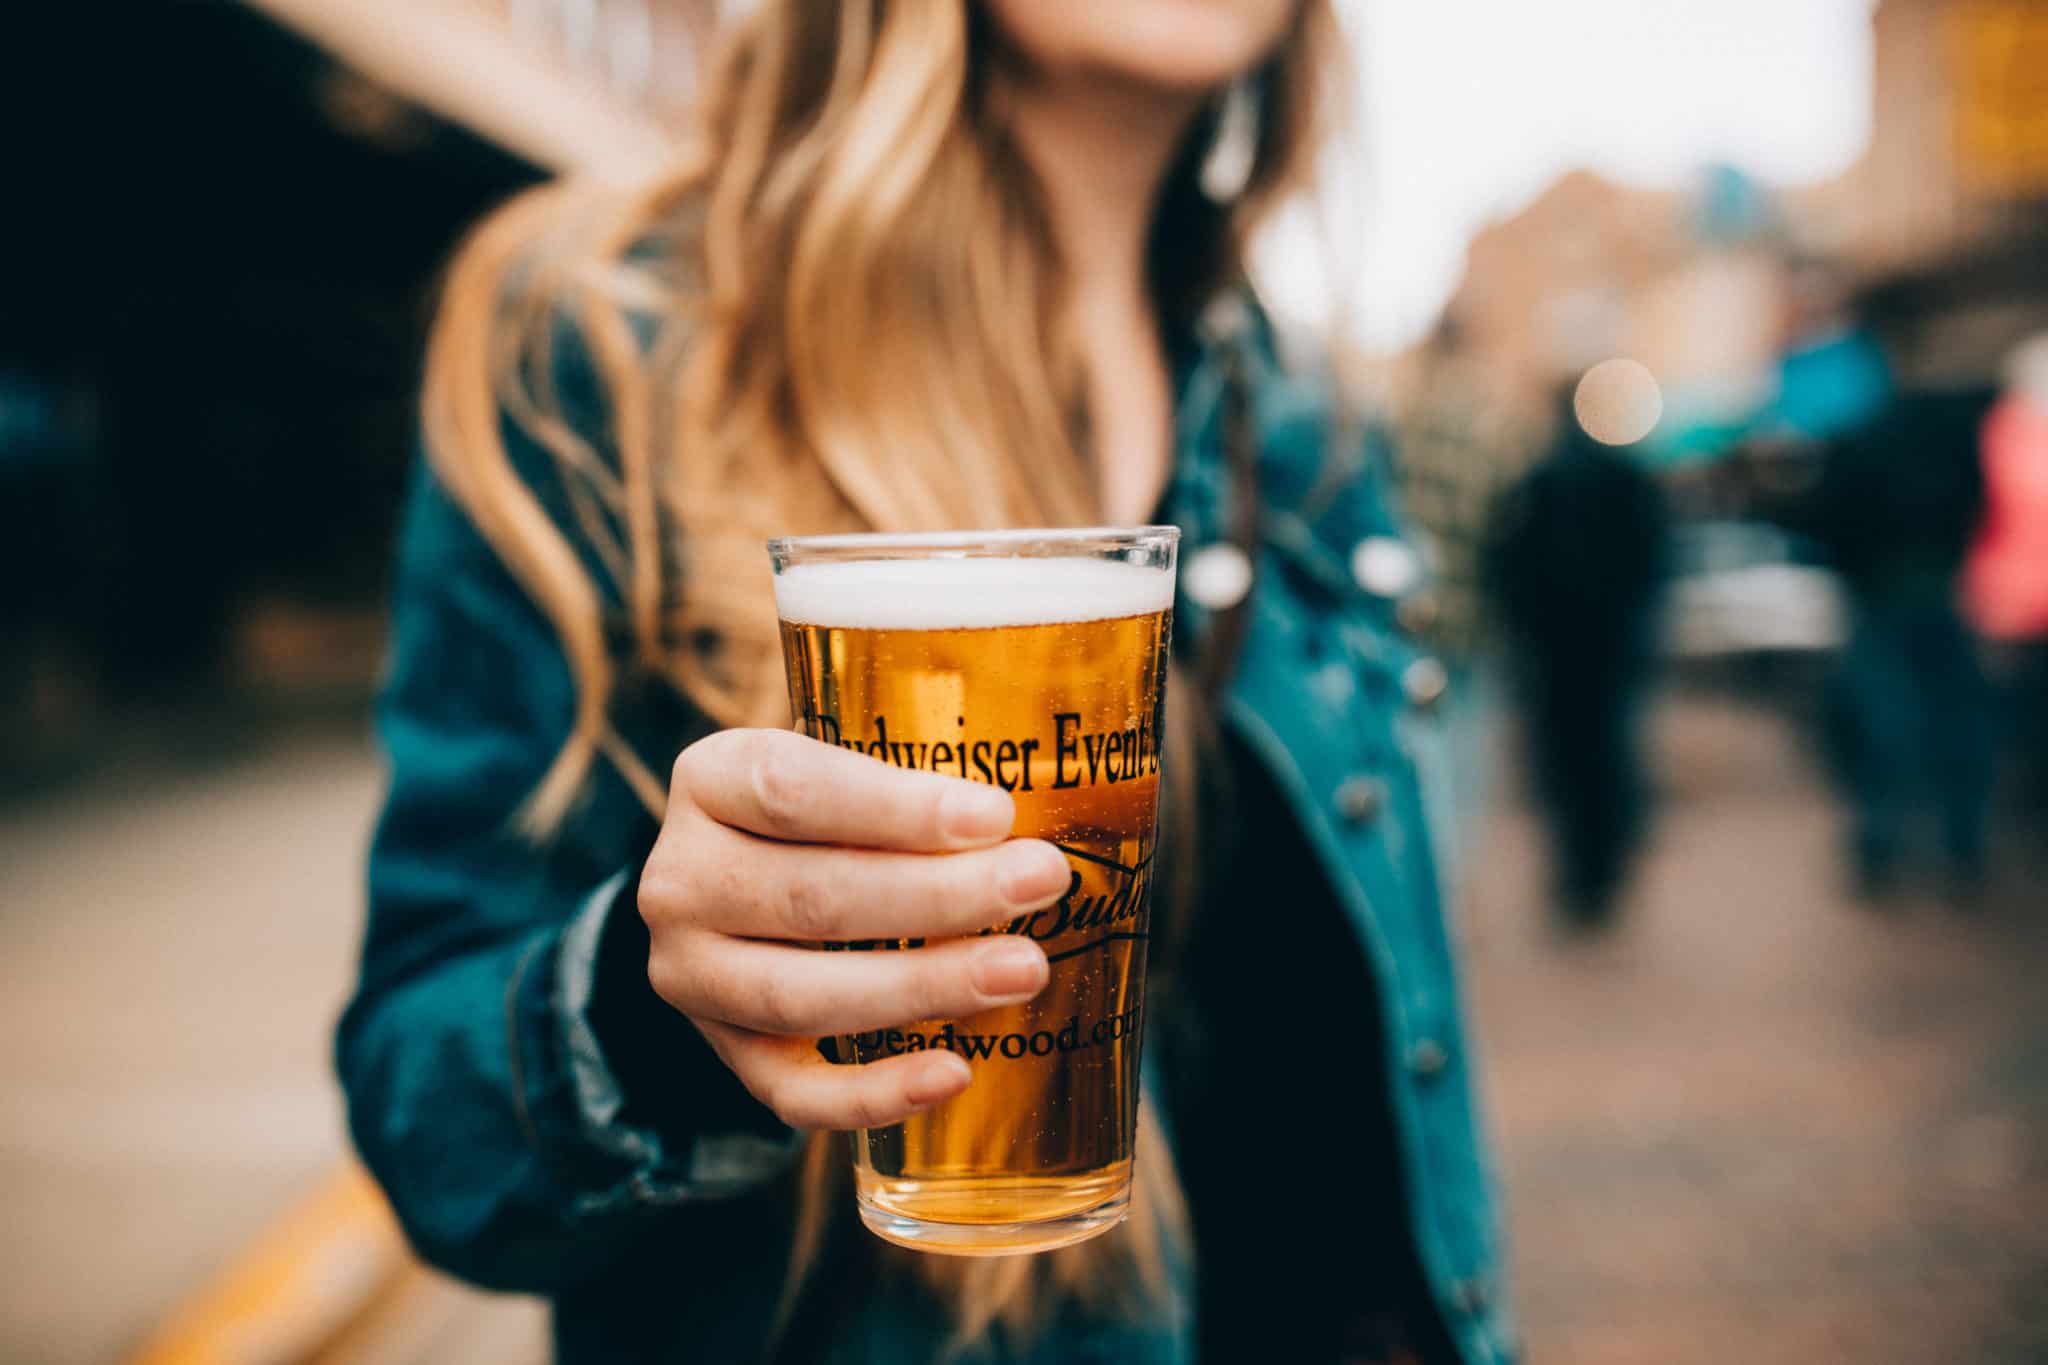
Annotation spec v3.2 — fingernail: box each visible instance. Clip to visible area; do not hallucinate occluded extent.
[997,841,1071,909]
[973,939,1049,998]
[940,783,1013,845]
[907,1053,972,1104]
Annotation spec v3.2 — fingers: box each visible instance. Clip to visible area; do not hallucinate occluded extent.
[649,726,1064,1130]
[653,930,1050,1039]
[667,823,1072,941]
[698,1019,974,1132]
[675,728,1017,851]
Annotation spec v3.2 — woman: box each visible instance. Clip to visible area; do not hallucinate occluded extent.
[340,2,1513,1361]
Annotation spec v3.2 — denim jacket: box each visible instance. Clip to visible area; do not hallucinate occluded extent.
[339,295,1514,1364]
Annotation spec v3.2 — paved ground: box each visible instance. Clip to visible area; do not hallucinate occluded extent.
[0,696,2041,1361]
[1463,692,2048,1365]
[0,725,543,1364]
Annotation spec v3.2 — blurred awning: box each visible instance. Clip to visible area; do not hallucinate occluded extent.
[240,0,678,177]
[1641,328,1893,467]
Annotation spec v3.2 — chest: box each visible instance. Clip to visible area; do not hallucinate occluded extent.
[1079,301,1176,526]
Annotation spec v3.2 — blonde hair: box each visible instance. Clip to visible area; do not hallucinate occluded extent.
[422,0,1337,1350]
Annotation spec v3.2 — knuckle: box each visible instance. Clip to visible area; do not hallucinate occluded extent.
[652,937,721,1015]
[779,867,840,939]
[671,739,710,802]
[645,950,686,1009]
[748,1070,798,1125]
[749,738,811,832]
[636,849,680,921]
[635,865,668,924]
[705,858,758,930]
[757,1070,824,1130]
[842,1085,888,1132]
[753,972,811,1037]
[676,728,756,806]
[639,845,704,930]
[911,955,963,1021]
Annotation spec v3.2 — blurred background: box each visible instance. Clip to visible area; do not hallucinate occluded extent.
[2,1,2044,1360]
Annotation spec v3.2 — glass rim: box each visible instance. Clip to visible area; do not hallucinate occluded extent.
[767,525,1180,561]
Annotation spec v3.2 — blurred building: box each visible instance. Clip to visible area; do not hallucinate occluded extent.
[1815,0,2048,385]
[1406,0,2048,436]
[0,2,728,779]
[0,5,544,776]
[1436,173,1684,422]
[1813,0,2048,269]
[1417,168,1787,463]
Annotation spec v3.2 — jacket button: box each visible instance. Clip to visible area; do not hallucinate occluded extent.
[1451,1276,1490,1315]
[1335,775,1385,825]
[1395,589,1441,637]
[1407,1037,1449,1077]
[1198,293,1254,345]
[1351,535,1423,599]
[1183,543,1253,611]
[1402,655,1450,712]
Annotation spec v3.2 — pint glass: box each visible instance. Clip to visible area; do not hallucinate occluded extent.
[766,527,1178,1255]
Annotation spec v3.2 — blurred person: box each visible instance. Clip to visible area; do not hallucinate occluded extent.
[337,4,1512,1364]
[1966,336,2048,821]
[1483,386,1671,925]
[1809,391,1993,898]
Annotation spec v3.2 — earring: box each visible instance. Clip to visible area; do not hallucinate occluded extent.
[1200,77,1260,204]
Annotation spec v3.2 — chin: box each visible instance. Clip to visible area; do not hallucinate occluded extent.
[988,0,1301,93]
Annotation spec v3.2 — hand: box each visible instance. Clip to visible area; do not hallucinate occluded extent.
[637,728,1070,1132]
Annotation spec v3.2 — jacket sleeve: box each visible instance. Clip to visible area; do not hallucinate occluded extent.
[335,443,802,1294]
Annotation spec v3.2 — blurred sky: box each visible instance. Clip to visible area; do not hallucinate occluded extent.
[1263,0,1880,349]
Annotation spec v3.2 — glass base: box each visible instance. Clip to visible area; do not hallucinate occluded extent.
[855,1171,1131,1257]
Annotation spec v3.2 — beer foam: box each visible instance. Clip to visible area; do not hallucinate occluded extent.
[774,557,1173,629]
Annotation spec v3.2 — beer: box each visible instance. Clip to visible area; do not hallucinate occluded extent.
[768,530,1177,1256]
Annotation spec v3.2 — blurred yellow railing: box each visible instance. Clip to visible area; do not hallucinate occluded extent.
[126,1163,543,1365]
[126,1165,404,1365]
